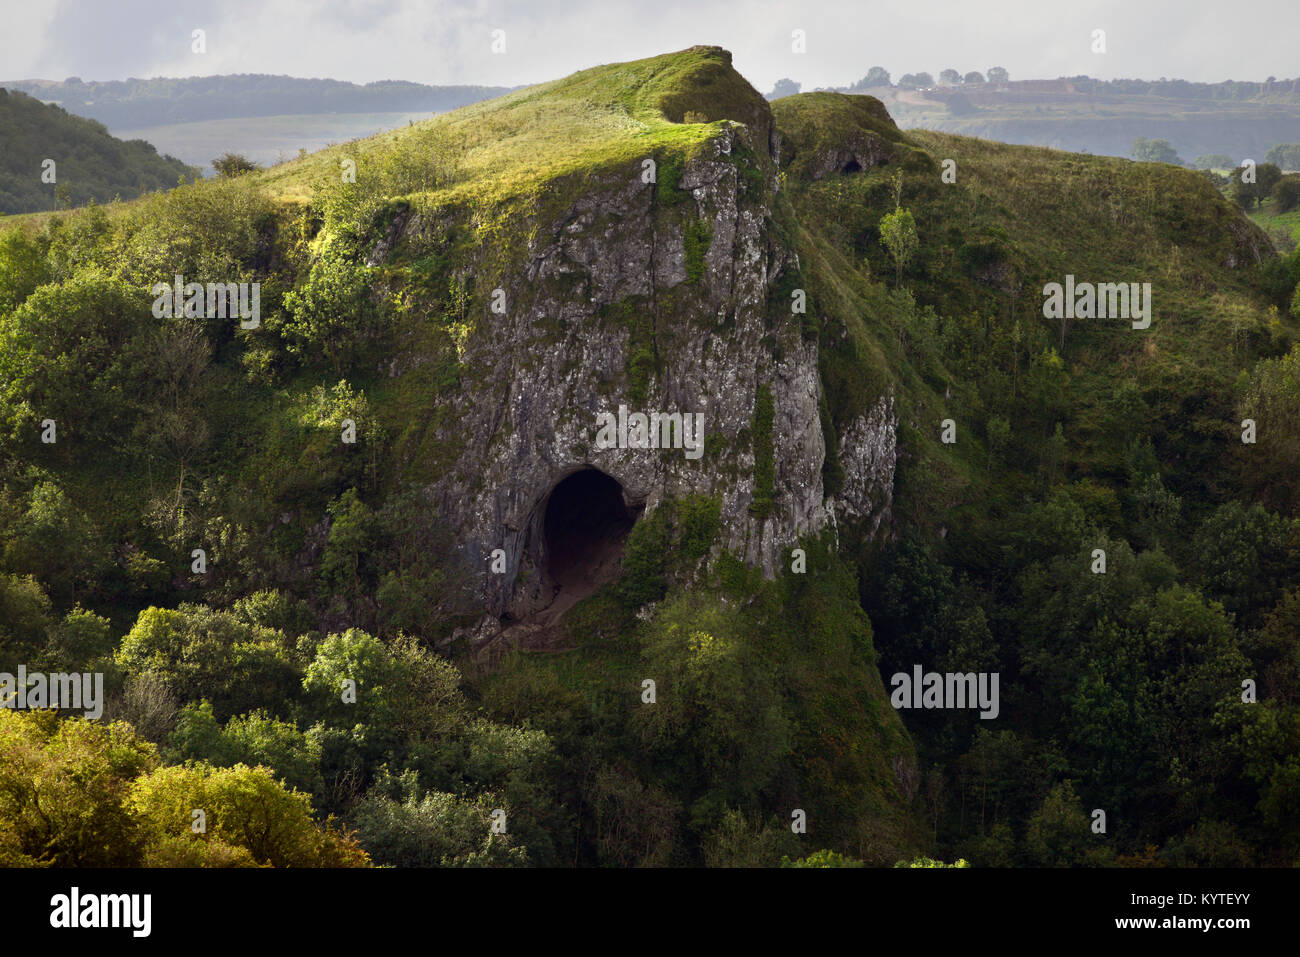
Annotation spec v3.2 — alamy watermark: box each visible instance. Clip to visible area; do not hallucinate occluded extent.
[1042,275,1151,329]
[1,667,104,719]
[151,274,260,329]
[890,666,999,719]
[595,405,705,460]
[50,887,150,937]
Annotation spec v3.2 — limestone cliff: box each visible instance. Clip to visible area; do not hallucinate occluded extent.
[373,51,898,624]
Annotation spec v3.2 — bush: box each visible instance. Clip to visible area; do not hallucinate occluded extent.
[1272,175,1300,213]
[117,604,301,721]
[350,773,527,867]
[129,762,369,867]
[0,710,156,866]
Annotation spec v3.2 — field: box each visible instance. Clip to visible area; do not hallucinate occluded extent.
[114,112,433,174]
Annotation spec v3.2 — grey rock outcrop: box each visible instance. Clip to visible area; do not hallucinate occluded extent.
[404,120,893,620]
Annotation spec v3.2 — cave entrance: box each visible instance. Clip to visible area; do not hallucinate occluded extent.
[841,158,862,173]
[543,469,637,600]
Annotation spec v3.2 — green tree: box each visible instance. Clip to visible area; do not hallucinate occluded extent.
[170,701,326,799]
[0,710,156,866]
[704,808,801,866]
[319,488,376,603]
[281,248,380,374]
[879,207,919,285]
[117,604,301,721]
[212,152,258,177]
[1232,162,1283,208]
[856,66,891,88]
[1264,143,1300,171]
[1271,175,1300,213]
[1239,344,1300,511]
[632,593,790,813]
[1025,781,1090,866]
[897,73,934,89]
[1131,137,1183,165]
[0,229,48,313]
[0,276,151,449]
[1194,153,1235,170]
[129,762,369,867]
[350,774,527,867]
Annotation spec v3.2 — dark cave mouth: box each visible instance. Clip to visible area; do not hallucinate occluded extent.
[542,469,637,592]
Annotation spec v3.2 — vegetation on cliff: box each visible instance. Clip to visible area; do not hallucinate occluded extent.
[2,46,1299,867]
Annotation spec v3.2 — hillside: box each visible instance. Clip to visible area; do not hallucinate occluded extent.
[2,46,1299,869]
[0,88,198,213]
[3,75,516,128]
[855,78,1300,163]
[2,75,517,176]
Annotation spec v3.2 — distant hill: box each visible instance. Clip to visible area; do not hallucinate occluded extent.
[0,88,198,213]
[3,74,516,128]
[817,75,1300,163]
[3,46,1298,870]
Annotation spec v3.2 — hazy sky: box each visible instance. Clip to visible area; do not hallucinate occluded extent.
[4,0,1297,91]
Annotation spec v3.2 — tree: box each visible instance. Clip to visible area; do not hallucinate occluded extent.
[897,73,934,89]
[1231,162,1282,208]
[137,323,213,539]
[6,480,102,604]
[1131,137,1184,165]
[117,604,301,722]
[0,229,48,314]
[0,710,156,866]
[1025,781,1089,866]
[0,275,152,449]
[856,66,891,88]
[1264,143,1300,171]
[963,71,986,84]
[129,762,369,866]
[987,66,1010,83]
[632,592,790,805]
[1273,175,1300,213]
[319,488,376,603]
[879,207,919,285]
[765,78,800,100]
[212,152,258,177]
[939,69,962,85]
[1194,153,1234,170]
[282,247,379,373]
[350,779,528,867]
[1239,343,1300,511]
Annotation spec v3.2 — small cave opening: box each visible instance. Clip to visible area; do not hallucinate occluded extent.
[841,158,862,174]
[543,469,637,598]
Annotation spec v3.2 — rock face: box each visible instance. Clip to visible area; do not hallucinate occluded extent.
[415,114,893,620]
[831,393,897,539]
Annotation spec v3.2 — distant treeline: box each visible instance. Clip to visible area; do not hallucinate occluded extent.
[2,75,517,129]
[0,89,198,214]
[1064,76,1300,100]
[830,69,1300,101]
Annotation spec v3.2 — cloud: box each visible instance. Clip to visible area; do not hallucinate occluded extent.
[2,0,1295,89]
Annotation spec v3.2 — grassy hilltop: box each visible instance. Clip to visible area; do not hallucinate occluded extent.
[2,46,1299,868]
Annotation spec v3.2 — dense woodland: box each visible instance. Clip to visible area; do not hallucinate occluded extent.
[1,48,1299,867]
[0,89,197,214]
